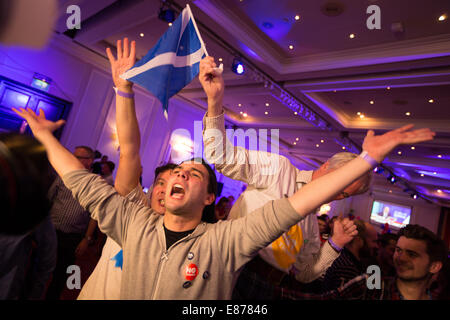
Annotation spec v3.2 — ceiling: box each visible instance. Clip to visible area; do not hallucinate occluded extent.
[54,0,450,206]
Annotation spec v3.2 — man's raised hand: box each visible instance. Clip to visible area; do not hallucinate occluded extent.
[12,107,65,141]
[199,56,224,108]
[106,37,136,92]
[362,124,435,163]
[331,217,358,248]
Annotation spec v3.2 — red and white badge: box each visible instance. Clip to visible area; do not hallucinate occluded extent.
[184,263,198,281]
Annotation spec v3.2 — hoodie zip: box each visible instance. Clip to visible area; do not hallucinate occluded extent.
[150,224,205,299]
[151,250,169,300]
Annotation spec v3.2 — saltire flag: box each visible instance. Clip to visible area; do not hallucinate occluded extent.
[120,5,207,119]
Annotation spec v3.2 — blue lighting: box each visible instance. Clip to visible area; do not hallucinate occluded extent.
[373,166,384,174]
[2,89,30,109]
[232,58,245,75]
[388,175,396,184]
[158,8,175,23]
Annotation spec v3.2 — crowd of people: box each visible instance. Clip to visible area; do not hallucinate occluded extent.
[0,37,448,300]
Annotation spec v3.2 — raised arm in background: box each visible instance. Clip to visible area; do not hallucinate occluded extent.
[12,108,80,176]
[288,124,435,218]
[200,56,285,188]
[106,37,142,196]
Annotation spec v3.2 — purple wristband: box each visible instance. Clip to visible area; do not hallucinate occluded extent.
[359,150,378,168]
[328,238,343,252]
[114,87,134,99]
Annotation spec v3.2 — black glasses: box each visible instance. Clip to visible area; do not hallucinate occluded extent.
[75,155,92,160]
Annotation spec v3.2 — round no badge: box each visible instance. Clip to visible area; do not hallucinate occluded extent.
[184,263,199,281]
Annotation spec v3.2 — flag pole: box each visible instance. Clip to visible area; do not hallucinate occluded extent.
[186,4,223,74]
[186,4,209,56]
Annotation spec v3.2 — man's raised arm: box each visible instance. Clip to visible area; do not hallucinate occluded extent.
[288,125,435,218]
[12,108,81,177]
[200,57,284,187]
[106,37,142,196]
[13,108,148,246]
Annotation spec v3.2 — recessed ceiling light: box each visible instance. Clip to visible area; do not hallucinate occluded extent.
[438,155,442,158]
[438,14,447,21]
[349,33,355,39]
[420,173,424,177]
[293,142,297,145]
[243,112,248,117]
[238,103,242,107]
[294,112,298,115]
[218,58,223,62]
[240,111,243,115]
[437,189,442,193]
[387,86,391,90]
[433,172,437,175]
[168,22,173,26]
[139,33,144,37]
[411,146,415,150]
[428,99,434,103]
[405,112,411,116]
[264,111,268,115]
[357,112,361,115]
[265,103,270,107]
[296,137,299,141]
[289,45,294,50]
[370,100,374,104]
[295,15,300,21]
[342,146,346,150]
[359,114,365,119]
[320,139,324,143]
[398,151,402,155]
[316,144,320,148]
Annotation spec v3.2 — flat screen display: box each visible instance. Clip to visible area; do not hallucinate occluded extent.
[370,200,411,229]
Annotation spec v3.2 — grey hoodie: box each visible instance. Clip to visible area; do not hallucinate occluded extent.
[63,169,302,299]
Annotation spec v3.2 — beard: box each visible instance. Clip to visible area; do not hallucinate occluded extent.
[397,272,432,282]
[395,261,433,282]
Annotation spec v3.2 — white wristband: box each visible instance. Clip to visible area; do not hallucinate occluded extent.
[359,151,378,167]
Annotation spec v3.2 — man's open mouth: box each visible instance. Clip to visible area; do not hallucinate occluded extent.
[170,183,185,199]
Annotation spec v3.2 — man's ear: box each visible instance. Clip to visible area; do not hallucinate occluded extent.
[205,193,215,206]
[429,261,443,274]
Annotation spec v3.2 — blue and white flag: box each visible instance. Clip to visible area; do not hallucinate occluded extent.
[120,5,206,119]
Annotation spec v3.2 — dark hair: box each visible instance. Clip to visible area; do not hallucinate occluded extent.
[216,196,230,208]
[101,161,115,174]
[378,233,398,248]
[187,158,218,196]
[106,160,115,172]
[186,158,217,223]
[398,224,448,264]
[153,163,177,183]
[318,215,329,222]
[94,150,102,159]
[0,133,51,235]
[348,219,369,246]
